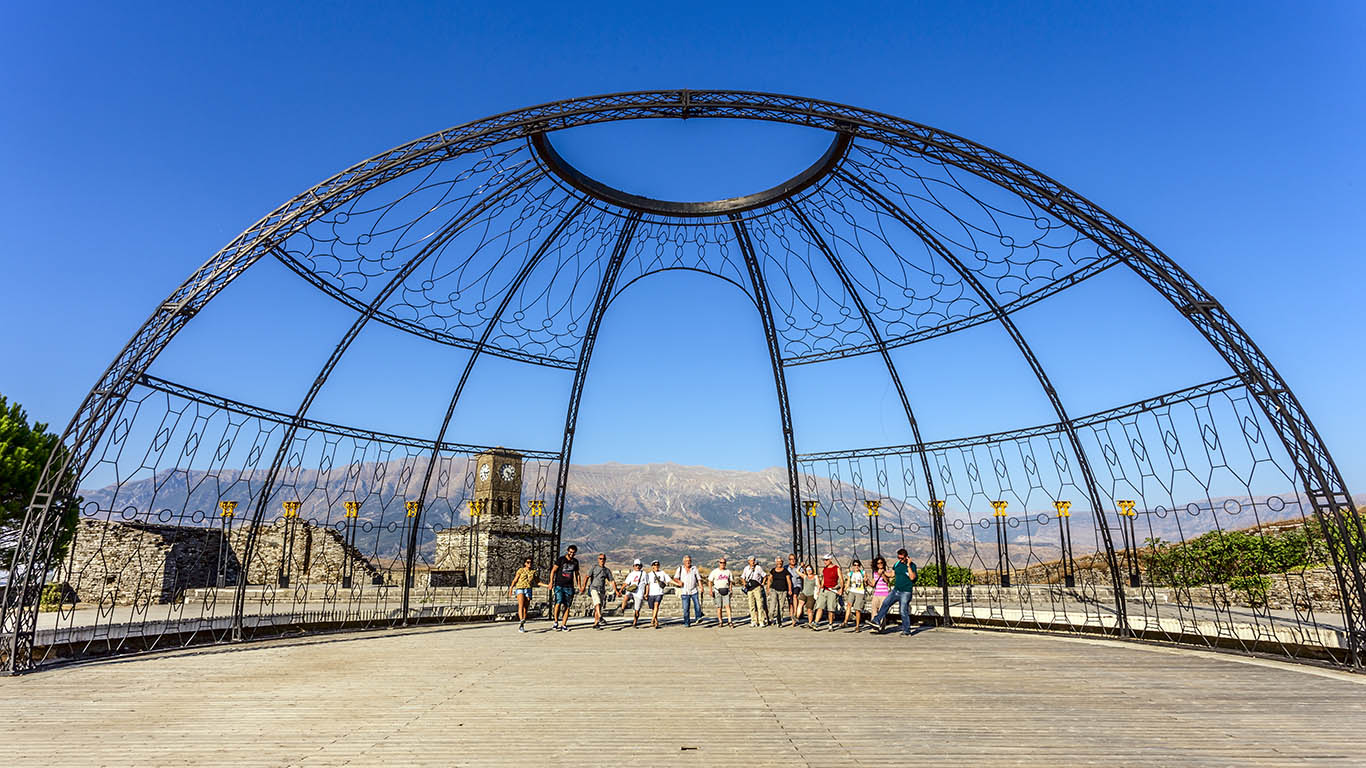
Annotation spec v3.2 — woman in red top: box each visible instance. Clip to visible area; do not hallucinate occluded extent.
[813,554,843,630]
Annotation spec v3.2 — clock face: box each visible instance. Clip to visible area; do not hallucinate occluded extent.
[499,463,517,483]
[478,463,491,482]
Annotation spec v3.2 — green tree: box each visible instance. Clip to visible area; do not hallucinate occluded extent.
[1,395,78,568]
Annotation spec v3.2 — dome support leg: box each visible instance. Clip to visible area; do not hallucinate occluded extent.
[839,171,1132,637]
[548,214,643,563]
[729,218,806,563]
[788,204,952,625]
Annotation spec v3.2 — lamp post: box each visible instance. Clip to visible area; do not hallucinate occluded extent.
[341,501,360,589]
[930,499,952,625]
[803,500,820,562]
[217,501,236,588]
[991,500,1011,588]
[1054,501,1076,588]
[863,499,881,563]
[278,501,301,588]
[1118,500,1141,588]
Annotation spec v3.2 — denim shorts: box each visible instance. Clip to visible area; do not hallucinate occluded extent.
[514,588,531,598]
[552,586,575,605]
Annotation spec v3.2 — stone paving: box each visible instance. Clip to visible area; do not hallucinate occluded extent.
[4,618,1366,766]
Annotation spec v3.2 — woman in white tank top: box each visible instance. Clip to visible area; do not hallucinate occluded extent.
[842,558,870,632]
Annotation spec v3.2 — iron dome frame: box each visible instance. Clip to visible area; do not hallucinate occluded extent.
[2,89,1362,673]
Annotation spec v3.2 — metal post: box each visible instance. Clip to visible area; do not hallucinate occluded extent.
[1118,500,1141,588]
[278,501,300,588]
[217,501,236,589]
[864,500,881,565]
[991,500,1011,588]
[341,501,359,589]
[931,499,952,626]
[1054,501,1076,589]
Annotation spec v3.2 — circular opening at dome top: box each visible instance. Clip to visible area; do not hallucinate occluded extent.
[536,119,847,217]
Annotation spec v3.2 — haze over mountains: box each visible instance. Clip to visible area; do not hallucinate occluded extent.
[80,458,1347,567]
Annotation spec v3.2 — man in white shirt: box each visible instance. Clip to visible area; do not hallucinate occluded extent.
[622,559,647,628]
[741,556,769,628]
[645,560,669,629]
[671,555,703,628]
[709,557,735,627]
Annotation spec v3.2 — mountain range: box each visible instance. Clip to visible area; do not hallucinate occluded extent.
[80,459,1358,567]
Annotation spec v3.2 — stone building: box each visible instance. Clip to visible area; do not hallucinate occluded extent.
[58,517,381,605]
[432,448,554,587]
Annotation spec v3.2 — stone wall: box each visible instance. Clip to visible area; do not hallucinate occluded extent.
[57,519,382,605]
[434,521,555,587]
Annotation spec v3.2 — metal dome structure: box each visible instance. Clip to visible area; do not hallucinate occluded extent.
[3,90,1362,672]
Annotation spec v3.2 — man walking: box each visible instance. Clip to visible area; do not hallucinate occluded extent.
[813,554,842,630]
[622,559,647,627]
[873,548,919,635]
[742,556,768,628]
[548,544,580,632]
[765,556,793,627]
[672,555,703,627]
[586,553,619,630]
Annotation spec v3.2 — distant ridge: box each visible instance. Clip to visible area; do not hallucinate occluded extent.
[80,460,1355,566]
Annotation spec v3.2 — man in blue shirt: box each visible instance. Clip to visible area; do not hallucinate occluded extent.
[873,548,918,635]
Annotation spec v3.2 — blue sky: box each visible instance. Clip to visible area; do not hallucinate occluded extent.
[2,1,1363,486]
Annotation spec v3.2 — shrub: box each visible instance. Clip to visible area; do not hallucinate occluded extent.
[38,582,75,612]
[917,563,974,587]
[1141,512,1362,588]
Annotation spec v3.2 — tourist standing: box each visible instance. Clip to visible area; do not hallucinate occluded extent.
[765,556,793,627]
[787,553,804,623]
[709,557,735,627]
[645,560,669,629]
[813,554,843,630]
[742,556,768,628]
[873,548,919,635]
[841,558,869,631]
[672,555,704,628]
[548,544,580,632]
[586,553,619,630]
[622,559,647,627]
[867,555,891,635]
[507,556,539,633]
[798,563,818,628]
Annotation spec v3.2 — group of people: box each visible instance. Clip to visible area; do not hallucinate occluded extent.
[507,544,922,636]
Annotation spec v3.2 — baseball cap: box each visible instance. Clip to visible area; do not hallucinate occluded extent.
[632,558,641,565]
[651,559,660,565]
[822,554,832,559]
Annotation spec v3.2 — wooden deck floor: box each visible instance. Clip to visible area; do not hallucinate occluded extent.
[4,618,1365,766]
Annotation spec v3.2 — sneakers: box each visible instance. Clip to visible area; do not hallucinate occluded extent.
[518,622,526,633]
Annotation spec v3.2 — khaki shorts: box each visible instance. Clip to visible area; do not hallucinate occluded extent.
[798,593,815,610]
[590,588,606,607]
[815,588,840,612]
[846,591,868,613]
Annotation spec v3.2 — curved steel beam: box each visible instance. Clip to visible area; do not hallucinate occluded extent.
[728,217,806,560]
[548,214,644,560]
[532,130,850,218]
[837,169,1132,635]
[227,167,545,639]
[401,199,591,615]
[787,202,951,622]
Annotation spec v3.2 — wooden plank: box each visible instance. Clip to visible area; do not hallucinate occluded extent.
[3,620,1364,766]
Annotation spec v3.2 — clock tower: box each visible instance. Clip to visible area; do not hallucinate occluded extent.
[430,448,553,588]
[474,448,522,521]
